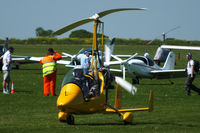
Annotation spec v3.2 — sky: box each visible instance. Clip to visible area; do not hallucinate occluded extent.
[0,0,200,41]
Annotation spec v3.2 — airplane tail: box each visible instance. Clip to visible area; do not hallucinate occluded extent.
[105,38,115,62]
[162,51,175,70]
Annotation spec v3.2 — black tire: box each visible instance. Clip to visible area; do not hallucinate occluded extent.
[67,115,74,125]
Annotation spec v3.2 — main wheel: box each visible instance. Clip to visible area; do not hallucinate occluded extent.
[132,78,139,84]
[67,115,74,125]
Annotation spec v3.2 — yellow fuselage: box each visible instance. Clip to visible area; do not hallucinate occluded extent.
[57,83,106,114]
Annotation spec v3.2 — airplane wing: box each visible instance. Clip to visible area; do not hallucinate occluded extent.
[104,61,122,66]
[161,45,200,50]
[27,57,71,65]
[150,69,187,79]
[12,56,72,66]
[114,55,132,58]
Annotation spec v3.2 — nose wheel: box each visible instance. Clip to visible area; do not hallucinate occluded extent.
[58,112,75,125]
[67,115,74,125]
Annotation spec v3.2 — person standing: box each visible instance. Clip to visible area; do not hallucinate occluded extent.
[1,47,14,94]
[40,48,62,96]
[185,53,200,96]
[80,51,91,75]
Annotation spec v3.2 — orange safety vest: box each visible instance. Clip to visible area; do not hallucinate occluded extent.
[42,55,57,77]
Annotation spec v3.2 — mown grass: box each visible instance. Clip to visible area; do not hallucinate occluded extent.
[0,44,200,133]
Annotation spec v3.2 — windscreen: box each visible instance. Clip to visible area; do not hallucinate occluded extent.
[61,69,74,88]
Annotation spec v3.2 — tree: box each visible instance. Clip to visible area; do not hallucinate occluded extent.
[69,29,108,38]
[69,29,92,38]
[35,27,55,37]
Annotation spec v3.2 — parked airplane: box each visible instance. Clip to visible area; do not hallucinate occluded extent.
[105,51,187,84]
[147,26,181,64]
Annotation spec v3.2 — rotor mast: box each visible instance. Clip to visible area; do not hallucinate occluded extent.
[93,20,98,75]
[92,18,104,77]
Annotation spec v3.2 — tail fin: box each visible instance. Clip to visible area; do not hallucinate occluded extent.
[105,38,115,62]
[162,51,175,70]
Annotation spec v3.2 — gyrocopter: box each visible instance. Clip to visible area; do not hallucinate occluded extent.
[53,8,153,125]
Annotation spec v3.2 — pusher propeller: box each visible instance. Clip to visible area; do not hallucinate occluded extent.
[121,53,138,80]
[115,76,137,95]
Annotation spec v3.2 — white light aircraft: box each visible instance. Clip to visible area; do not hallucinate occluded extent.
[105,51,187,84]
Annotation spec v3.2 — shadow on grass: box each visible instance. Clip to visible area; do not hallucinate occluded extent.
[15,90,33,94]
[14,68,41,71]
[72,122,200,128]
[135,121,200,128]
[67,120,200,128]
[140,83,184,86]
[67,123,128,126]
[0,89,33,94]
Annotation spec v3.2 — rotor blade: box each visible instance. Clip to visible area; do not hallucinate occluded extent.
[147,26,180,45]
[53,19,93,35]
[165,26,180,34]
[98,8,147,18]
[53,8,146,35]
[115,76,137,95]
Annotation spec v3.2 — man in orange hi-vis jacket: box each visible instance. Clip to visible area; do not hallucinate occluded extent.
[40,48,62,96]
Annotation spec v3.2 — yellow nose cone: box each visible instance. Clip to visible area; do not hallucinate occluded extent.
[57,83,83,111]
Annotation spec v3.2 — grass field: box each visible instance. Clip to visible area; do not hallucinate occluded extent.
[0,44,200,133]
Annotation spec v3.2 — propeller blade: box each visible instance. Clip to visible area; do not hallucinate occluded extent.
[122,65,126,80]
[53,19,93,35]
[62,52,73,58]
[98,8,147,18]
[115,76,137,95]
[53,8,146,35]
[122,53,138,64]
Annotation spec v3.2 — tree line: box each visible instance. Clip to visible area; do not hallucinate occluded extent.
[0,28,199,46]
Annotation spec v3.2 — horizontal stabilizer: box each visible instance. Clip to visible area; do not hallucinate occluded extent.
[150,69,186,78]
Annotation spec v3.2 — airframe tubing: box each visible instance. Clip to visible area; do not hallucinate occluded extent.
[105,90,153,113]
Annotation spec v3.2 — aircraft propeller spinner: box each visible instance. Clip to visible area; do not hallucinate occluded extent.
[53,8,146,35]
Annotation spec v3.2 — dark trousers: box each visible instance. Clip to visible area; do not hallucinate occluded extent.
[185,74,200,95]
